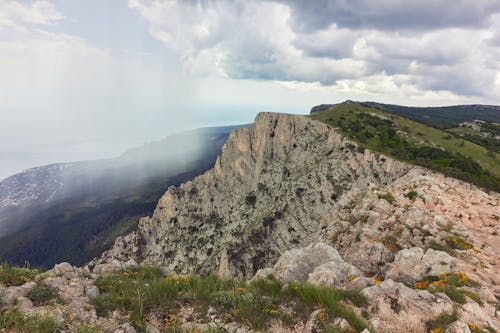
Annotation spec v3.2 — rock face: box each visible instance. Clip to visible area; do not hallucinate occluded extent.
[96,113,411,278]
[91,112,500,331]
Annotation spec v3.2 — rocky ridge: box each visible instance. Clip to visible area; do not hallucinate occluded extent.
[1,112,499,332]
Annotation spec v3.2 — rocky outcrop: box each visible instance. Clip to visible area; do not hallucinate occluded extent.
[95,113,412,278]
[254,242,363,288]
[90,112,499,332]
[0,263,136,332]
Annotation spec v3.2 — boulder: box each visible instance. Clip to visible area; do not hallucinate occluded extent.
[307,261,362,287]
[386,247,455,284]
[273,242,347,282]
[2,281,37,306]
[361,279,454,333]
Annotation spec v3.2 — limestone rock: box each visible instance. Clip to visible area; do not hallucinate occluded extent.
[446,321,472,333]
[307,261,362,287]
[386,247,456,284]
[273,242,346,282]
[361,279,454,333]
[97,113,412,278]
[3,281,36,305]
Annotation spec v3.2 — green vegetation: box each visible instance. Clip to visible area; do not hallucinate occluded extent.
[0,263,40,286]
[444,235,473,251]
[378,191,395,204]
[26,284,62,306]
[426,308,458,333]
[311,103,500,192]
[0,307,60,333]
[77,324,102,333]
[413,272,480,305]
[405,190,418,201]
[92,266,369,332]
[0,162,216,269]
[360,101,500,129]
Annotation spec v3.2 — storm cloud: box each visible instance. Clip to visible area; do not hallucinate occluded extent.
[130,0,500,100]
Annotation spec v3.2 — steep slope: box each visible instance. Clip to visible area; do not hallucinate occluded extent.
[90,112,499,332]
[95,112,414,277]
[0,126,241,268]
[2,112,499,333]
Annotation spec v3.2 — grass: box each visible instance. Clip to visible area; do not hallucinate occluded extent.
[0,307,60,333]
[92,266,370,332]
[77,324,102,333]
[310,103,500,192]
[0,263,40,286]
[426,308,458,333]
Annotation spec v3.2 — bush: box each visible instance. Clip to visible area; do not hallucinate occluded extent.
[0,263,40,286]
[27,284,61,306]
[406,190,418,201]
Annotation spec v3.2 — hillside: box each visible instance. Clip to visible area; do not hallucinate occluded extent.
[357,101,500,128]
[310,102,500,192]
[0,126,242,268]
[0,112,499,332]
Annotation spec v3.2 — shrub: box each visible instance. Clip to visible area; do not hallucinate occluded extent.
[378,192,395,204]
[26,284,61,306]
[444,236,473,250]
[0,263,40,286]
[406,190,418,201]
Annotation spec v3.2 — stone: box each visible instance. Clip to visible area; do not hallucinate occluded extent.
[445,321,472,333]
[273,242,347,282]
[250,268,275,283]
[361,279,454,333]
[386,247,456,284]
[307,260,362,287]
[52,262,75,275]
[3,281,36,305]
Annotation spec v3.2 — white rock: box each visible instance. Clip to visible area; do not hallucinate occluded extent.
[307,261,362,287]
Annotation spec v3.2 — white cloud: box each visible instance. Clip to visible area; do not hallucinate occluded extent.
[0,0,63,26]
[129,0,500,104]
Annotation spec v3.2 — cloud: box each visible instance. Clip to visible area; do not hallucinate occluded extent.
[277,0,500,32]
[129,0,500,103]
[0,0,64,26]
[0,1,198,178]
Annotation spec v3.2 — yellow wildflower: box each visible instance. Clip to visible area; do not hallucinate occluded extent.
[413,281,429,290]
[467,322,481,331]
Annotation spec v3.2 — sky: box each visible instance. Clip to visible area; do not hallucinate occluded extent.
[0,0,500,179]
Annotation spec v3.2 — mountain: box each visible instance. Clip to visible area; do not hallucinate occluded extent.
[309,101,500,192]
[0,125,243,268]
[311,100,500,128]
[84,112,498,332]
[0,112,499,332]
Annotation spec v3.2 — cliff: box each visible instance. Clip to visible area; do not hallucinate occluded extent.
[95,112,413,278]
